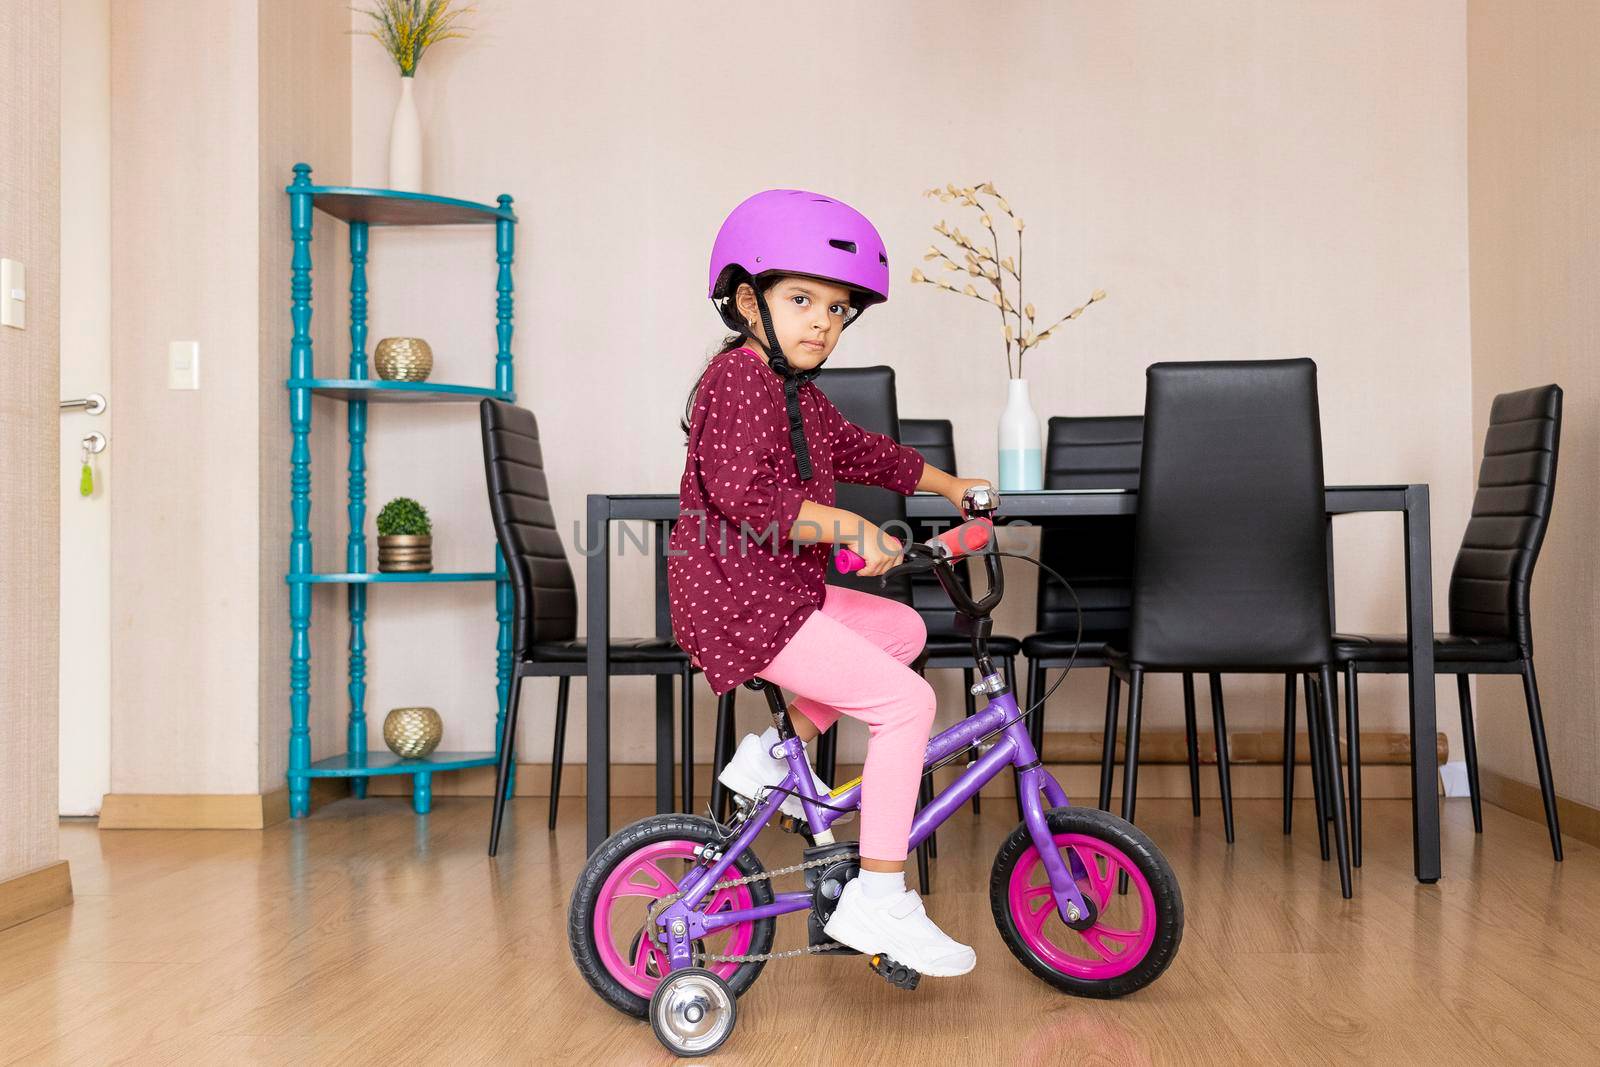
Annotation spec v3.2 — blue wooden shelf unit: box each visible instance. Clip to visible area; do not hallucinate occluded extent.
[285,163,517,817]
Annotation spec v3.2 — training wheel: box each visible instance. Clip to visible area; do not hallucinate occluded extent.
[648,967,737,1057]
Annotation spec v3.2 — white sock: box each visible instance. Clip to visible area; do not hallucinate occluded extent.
[856,869,906,900]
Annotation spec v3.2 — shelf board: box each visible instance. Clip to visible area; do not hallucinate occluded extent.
[304,751,498,778]
[289,572,500,585]
[294,184,516,227]
[288,379,513,404]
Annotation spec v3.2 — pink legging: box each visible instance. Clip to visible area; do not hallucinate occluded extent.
[759,586,935,863]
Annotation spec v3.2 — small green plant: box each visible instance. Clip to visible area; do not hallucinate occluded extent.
[355,0,474,77]
[377,497,431,537]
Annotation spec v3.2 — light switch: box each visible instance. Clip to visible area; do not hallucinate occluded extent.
[1,259,24,329]
[168,341,200,390]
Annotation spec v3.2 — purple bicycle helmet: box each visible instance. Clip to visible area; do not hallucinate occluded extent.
[707,190,891,480]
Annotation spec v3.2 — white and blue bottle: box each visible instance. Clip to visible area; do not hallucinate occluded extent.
[997,378,1042,490]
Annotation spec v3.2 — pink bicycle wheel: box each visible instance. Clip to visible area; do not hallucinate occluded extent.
[1007,833,1157,980]
[990,807,1182,997]
[591,839,759,999]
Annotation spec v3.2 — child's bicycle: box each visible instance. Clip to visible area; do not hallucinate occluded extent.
[568,487,1183,1057]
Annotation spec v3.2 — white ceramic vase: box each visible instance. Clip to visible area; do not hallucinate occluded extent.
[388,74,422,192]
[997,377,1042,490]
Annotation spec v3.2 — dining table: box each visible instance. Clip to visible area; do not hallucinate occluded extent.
[583,486,1441,885]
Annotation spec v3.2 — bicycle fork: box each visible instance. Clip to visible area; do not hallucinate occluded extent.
[992,683,1097,927]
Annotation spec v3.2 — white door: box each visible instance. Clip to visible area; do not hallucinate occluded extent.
[58,0,112,816]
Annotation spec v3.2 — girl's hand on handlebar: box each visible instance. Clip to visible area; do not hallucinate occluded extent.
[946,477,994,514]
[853,523,903,578]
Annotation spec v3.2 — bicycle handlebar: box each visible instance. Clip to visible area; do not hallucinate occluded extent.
[832,516,994,576]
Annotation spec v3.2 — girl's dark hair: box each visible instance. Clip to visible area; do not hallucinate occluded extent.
[680,273,771,438]
[679,333,751,439]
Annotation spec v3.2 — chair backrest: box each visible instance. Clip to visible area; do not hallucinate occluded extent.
[899,418,970,632]
[1448,384,1562,652]
[814,366,911,602]
[1044,416,1144,490]
[901,418,956,475]
[480,399,577,657]
[1130,359,1331,670]
[1039,416,1143,636]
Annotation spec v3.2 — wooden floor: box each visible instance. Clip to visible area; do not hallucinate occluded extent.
[2,795,1597,1064]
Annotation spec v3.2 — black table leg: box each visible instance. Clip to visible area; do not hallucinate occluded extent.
[585,496,611,854]
[1403,485,1441,883]
[652,522,674,813]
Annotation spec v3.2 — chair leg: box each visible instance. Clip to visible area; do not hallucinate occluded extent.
[915,773,934,894]
[1026,659,1044,756]
[963,667,980,814]
[1317,665,1353,898]
[1303,675,1326,815]
[1521,660,1564,861]
[1345,664,1363,867]
[1209,673,1235,844]
[681,666,695,816]
[912,661,937,859]
[1305,673,1330,862]
[710,690,736,822]
[543,675,570,834]
[1282,674,1296,835]
[491,671,528,853]
[816,723,838,787]
[1117,669,1145,895]
[1454,674,1482,833]
[1098,671,1121,813]
[1182,673,1201,817]
[1120,670,1145,826]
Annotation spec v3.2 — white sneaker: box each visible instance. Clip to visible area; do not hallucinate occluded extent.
[822,879,977,977]
[716,731,829,820]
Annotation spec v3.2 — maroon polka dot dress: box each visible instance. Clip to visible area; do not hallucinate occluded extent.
[668,347,925,696]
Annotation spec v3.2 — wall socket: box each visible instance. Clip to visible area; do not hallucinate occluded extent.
[168,341,200,390]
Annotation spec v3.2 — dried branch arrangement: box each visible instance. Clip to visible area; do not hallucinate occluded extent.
[911,182,1105,379]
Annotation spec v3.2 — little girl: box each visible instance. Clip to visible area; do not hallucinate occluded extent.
[668,189,989,978]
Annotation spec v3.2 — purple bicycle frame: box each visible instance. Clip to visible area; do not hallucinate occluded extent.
[655,680,1096,971]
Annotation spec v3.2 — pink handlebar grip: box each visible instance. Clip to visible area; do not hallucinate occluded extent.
[834,547,867,574]
[932,517,994,558]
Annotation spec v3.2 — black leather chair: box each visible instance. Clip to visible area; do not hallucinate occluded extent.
[1025,417,1214,824]
[900,419,1021,818]
[1106,360,1354,897]
[480,399,694,854]
[1334,384,1564,864]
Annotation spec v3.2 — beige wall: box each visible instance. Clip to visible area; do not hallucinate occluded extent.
[257,0,354,789]
[108,0,348,797]
[0,0,62,880]
[1467,1,1600,808]
[348,1,1475,770]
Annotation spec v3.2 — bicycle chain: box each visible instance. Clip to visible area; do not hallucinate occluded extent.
[645,852,847,965]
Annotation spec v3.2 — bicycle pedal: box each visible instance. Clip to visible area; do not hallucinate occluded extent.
[777,814,809,836]
[868,954,921,991]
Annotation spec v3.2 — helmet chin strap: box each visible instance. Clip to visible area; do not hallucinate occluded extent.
[751,286,821,481]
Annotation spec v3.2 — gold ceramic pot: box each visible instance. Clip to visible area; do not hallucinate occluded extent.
[378,534,432,572]
[383,706,443,759]
[374,337,434,382]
